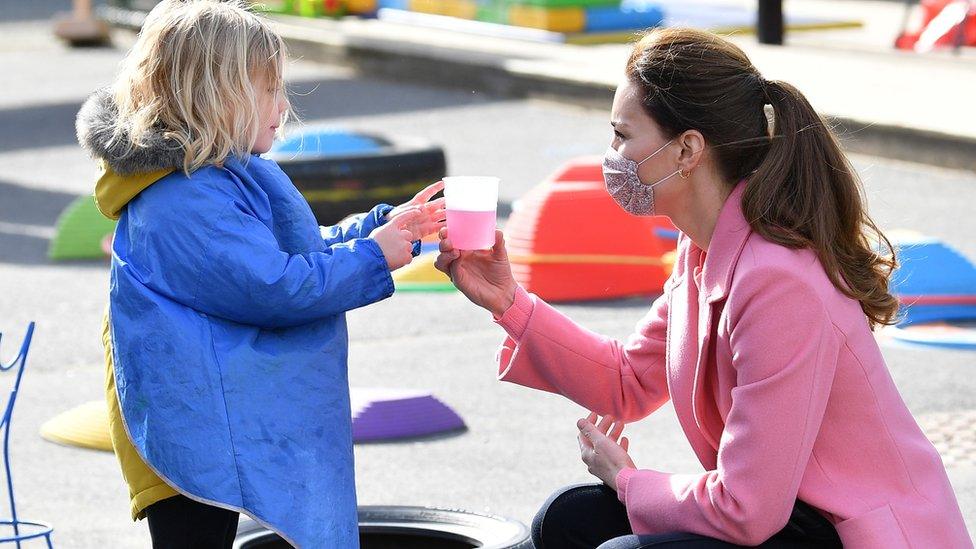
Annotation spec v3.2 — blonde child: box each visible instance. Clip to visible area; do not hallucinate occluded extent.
[76,1,444,546]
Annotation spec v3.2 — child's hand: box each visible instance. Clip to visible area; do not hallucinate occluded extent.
[371,209,422,271]
[387,181,446,240]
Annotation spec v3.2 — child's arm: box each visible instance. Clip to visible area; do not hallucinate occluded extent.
[133,183,417,329]
[320,181,445,248]
[320,204,394,247]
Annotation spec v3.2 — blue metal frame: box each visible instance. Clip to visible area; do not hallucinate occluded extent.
[0,323,53,548]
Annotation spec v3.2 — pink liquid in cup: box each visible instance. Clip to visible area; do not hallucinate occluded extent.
[447,209,497,250]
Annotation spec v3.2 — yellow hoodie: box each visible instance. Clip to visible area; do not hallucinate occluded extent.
[97,164,179,520]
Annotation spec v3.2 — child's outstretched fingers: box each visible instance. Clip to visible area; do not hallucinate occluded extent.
[415,180,444,204]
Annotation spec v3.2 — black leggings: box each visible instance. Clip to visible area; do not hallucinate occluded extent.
[532,484,843,549]
[145,494,240,549]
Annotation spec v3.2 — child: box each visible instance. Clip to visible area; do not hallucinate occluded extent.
[76,1,445,546]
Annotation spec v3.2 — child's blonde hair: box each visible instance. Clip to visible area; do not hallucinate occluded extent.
[112,0,291,174]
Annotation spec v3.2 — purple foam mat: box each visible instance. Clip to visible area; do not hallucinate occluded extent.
[351,389,466,442]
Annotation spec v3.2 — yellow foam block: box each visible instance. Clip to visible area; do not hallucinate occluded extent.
[346,0,378,13]
[393,253,456,291]
[409,0,447,15]
[441,0,477,19]
[508,5,585,33]
[40,400,113,452]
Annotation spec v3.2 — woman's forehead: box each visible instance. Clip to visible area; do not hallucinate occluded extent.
[611,80,647,124]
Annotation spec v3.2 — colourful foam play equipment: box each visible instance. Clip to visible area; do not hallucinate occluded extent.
[392,251,457,292]
[889,234,976,326]
[373,0,859,43]
[41,388,465,452]
[40,401,113,452]
[508,5,586,32]
[49,195,117,261]
[584,2,664,31]
[351,389,466,442]
[885,233,976,350]
[505,157,677,302]
[895,0,976,52]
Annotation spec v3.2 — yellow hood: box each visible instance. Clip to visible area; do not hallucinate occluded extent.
[94,164,175,220]
[77,87,185,220]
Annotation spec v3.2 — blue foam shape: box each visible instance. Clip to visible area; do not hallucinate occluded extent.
[887,238,976,326]
[585,2,664,32]
[378,0,409,10]
[654,227,679,241]
[648,0,855,29]
[271,129,383,156]
[890,241,976,296]
[901,304,976,326]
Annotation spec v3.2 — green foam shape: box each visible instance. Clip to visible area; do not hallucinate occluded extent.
[394,282,458,292]
[49,195,117,261]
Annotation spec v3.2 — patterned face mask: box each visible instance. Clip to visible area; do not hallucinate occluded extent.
[602,139,680,216]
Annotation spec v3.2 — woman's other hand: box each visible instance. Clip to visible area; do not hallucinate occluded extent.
[434,228,517,317]
[578,412,636,492]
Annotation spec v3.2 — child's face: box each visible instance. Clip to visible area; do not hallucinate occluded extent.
[252,73,288,155]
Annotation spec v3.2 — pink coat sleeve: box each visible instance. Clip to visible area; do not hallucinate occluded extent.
[494,284,671,422]
[615,267,841,546]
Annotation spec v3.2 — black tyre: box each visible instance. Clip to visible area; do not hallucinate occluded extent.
[235,505,532,549]
[266,133,447,226]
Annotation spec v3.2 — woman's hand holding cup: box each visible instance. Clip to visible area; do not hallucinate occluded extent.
[435,228,517,318]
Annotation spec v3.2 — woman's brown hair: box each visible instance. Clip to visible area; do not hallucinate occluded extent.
[626,27,899,328]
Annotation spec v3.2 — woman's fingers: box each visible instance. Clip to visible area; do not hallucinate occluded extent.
[577,414,600,448]
[586,412,598,425]
[439,235,454,253]
[596,415,615,436]
[578,431,593,451]
[491,230,508,261]
[434,253,456,275]
[608,420,625,443]
[620,436,629,453]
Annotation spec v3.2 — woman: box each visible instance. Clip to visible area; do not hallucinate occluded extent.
[435,28,971,548]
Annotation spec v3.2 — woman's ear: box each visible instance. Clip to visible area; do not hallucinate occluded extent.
[677,130,705,176]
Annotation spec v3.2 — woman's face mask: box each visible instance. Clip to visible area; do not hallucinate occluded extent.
[602,139,681,216]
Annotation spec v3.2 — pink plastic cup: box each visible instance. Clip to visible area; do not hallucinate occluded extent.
[443,176,500,250]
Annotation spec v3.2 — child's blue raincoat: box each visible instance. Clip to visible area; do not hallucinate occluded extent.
[78,88,403,547]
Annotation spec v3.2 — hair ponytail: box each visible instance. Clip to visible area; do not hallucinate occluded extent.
[627,27,899,329]
[745,80,899,328]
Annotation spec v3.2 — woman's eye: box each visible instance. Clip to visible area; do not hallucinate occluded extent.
[614,130,626,140]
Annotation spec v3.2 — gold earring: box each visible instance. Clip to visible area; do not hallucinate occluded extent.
[679,169,691,179]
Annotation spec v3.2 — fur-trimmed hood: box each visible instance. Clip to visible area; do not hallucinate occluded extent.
[76,87,185,220]
[76,87,185,176]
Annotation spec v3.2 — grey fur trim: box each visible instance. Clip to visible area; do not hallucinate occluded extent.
[75,87,186,175]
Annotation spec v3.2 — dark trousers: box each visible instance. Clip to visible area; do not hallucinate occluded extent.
[145,494,240,549]
[532,484,843,549]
